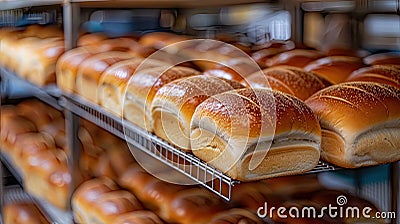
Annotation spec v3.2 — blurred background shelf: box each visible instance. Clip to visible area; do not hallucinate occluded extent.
[0,0,62,10]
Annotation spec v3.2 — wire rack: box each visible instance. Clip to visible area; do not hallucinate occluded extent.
[61,93,340,201]
[0,152,73,224]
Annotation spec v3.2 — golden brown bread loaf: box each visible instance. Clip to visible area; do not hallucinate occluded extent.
[363,52,400,65]
[78,33,109,47]
[266,49,324,68]
[209,208,264,224]
[3,202,50,224]
[139,32,190,50]
[325,47,371,58]
[76,51,135,104]
[151,75,243,151]
[190,88,321,181]
[243,66,332,100]
[345,65,400,89]
[251,41,295,68]
[17,99,63,128]
[202,58,261,82]
[72,177,120,223]
[99,58,169,116]
[303,56,365,84]
[12,132,56,168]
[305,82,400,168]
[118,164,159,197]
[56,47,93,93]
[124,66,200,131]
[89,190,143,224]
[167,188,227,224]
[23,149,72,210]
[114,210,164,224]
[0,115,37,150]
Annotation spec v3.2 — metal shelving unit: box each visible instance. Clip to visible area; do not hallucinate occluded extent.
[60,93,340,201]
[0,0,62,10]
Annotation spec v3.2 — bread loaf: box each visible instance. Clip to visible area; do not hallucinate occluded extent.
[151,75,243,151]
[139,32,190,50]
[56,47,93,93]
[190,88,321,181]
[114,210,164,224]
[305,82,400,168]
[345,65,400,89]
[168,188,227,224]
[78,33,108,47]
[0,115,37,150]
[124,66,200,131]
[75,51,134,104]
[243,66,332,100]
[89,190,143,224]
[25,38,65,86]
[23,149,72,210]
[202,58,260,82]
[99,58,169,116]
[209,208,264,224]
[17,99,63,128]
[266,49,324,68]
[363,52,400,65]
[304,56,365,84]
[3,202,49,224]
[72,177,119,223]
[12,132,56,168]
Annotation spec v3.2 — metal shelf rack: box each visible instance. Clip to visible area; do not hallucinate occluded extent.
[0,0,62,11]
[60,93,340,201]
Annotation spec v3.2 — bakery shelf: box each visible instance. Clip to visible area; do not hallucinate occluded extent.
[0,66,62,110]
[60,93,340,201]
[0,0,62,10]
[67,0,268,8]
[0,152,74,224]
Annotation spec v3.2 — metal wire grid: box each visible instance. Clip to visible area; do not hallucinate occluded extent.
[62,94,238,201]
[62,94,341,201]
[0,152,73,224]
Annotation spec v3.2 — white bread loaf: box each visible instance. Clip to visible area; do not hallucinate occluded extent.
[266,49,324,68]
[190,88,321,181]
[345,64,400,89]
[88,190,143,224]
[305,82,400,168]
[243,65,332,100]
[114,210,164,224]
[23,149,72,210]
[303,56,365,84]
[151,75,243,151]
[75,51,134,104]
[167,188,227,224]
[124,66,200,132]
[209,208,264,224]
[56,47,93,93]
[72,177,119,224]
[3,202,49,224]
[99,58,169,116]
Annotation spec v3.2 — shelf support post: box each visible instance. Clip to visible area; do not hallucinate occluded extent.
[390,161,399,224]
[63,2,80,50]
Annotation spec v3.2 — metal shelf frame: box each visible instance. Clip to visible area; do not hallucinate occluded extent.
[0,0,62,11]
[60,93,341,201]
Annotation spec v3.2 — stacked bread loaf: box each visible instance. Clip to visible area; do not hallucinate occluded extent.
[0,25,65,86]
[0,99,135,210]
[3,201,50,224]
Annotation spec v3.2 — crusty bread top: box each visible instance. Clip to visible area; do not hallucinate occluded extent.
[192,88,321,139]
[266,49,324,68]
[244,66,332,100]
[127,66,200,107]
[363,52,400,65]
[346,65,400,89]
[77,51,134,81]
[305,82,400,136]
